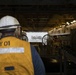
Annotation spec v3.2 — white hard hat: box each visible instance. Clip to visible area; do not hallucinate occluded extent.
[0,15,20,30]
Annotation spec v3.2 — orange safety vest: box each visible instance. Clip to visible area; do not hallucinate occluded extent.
[0,37,34,75]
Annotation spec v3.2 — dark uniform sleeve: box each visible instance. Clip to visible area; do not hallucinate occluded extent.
[31,45,46,75]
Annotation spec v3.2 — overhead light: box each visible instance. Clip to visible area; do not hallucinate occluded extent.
[51,59,58,63]
[73,20,76,23]
[70,20,76,24]
[71,22,73,24]
[66,22,70,25]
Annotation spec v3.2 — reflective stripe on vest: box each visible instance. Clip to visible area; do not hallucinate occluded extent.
[0,37,34,75]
